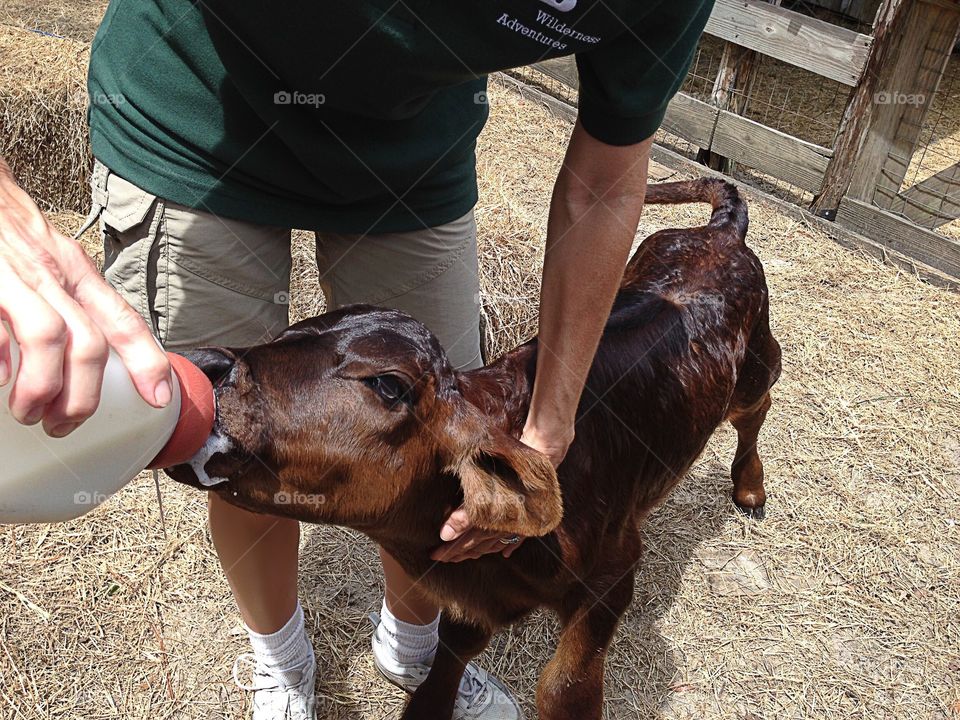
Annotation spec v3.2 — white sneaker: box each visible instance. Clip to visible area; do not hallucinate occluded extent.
[370,613,524,720]
[233,648,318,720]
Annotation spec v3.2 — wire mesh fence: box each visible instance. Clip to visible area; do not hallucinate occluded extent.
[881,32,960,242]
[671,35,852,205]
[505,64,578,108]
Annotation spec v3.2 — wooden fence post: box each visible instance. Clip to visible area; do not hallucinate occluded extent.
[811,0,960,218]
[697,0,781,173]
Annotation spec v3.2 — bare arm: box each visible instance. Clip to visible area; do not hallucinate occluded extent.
[522,122,652,465]
[0,157,171,436]
[435,122,651,562]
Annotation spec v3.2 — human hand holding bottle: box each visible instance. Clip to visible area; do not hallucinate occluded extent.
[0,157,171,437]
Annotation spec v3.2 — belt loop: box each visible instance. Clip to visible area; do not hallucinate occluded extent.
[74,160,109,240]
[90,159,109,207]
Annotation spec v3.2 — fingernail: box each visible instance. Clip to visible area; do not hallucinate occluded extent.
[0,358,8,385]
[24,407,44,425]
[154,379,172,407]
[50,422,80,438]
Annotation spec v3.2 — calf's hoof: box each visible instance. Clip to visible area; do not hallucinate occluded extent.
[733,499,766,520]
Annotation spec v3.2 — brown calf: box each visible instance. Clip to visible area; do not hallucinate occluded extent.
[168,178,782,720]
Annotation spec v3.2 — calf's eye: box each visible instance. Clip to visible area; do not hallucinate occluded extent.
[363,374,414,408]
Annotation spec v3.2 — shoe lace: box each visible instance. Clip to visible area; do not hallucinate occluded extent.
[232,652,311,692]
[458,663,489,706]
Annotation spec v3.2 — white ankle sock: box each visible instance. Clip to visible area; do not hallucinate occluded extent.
[375,599,440,669]
[246,601,313,687]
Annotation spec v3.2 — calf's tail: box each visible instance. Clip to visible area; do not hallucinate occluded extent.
[643,178,748,240]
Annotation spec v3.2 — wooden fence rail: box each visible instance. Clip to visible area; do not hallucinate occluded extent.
[704,0,872,85]
[528,0,960,281]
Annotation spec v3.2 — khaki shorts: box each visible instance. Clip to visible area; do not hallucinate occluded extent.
[93,161,483,371]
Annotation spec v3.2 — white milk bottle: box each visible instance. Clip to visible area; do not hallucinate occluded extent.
[0,328,214,523]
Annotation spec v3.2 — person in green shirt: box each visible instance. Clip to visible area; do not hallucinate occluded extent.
[0,1,714,718]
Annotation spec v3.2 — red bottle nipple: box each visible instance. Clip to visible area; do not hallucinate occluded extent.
[146,353,216,469]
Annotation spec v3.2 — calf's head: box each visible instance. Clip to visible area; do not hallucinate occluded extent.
[166,306,561,539]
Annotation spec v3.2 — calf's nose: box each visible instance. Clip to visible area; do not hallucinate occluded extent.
[178,348,236,387]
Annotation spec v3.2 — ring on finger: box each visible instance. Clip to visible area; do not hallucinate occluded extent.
[499,535,521,545]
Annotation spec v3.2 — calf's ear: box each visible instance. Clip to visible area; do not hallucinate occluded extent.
[446,408,562,537]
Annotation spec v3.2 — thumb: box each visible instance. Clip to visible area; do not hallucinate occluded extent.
[440,506,472,542]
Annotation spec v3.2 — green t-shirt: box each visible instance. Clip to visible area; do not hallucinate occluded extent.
[88,0,713,233]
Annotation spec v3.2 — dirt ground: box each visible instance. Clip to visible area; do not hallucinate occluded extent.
[1,76,958,720]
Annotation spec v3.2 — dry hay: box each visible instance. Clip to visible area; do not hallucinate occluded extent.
[0,0,107,42]
[2,64,960,720]
[0,25,91,214]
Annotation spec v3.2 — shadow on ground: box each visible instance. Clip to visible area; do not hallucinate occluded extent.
[295,452,740,720]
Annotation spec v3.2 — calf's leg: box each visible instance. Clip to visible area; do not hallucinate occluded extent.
[728,392,772,518]
[727,312,781,519]
[537,569,635,720]
[401,614,491,720]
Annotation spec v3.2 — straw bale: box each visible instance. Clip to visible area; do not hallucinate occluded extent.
[0,26,91,214]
